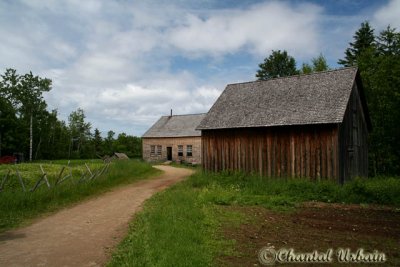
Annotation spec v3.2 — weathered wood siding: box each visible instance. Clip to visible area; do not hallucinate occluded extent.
[338,83,369,182]
[143,136,201,163]
[202,125,340,181]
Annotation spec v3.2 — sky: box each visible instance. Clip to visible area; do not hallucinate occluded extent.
[1,0,399,136]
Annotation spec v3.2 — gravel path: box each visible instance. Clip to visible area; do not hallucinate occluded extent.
[0,165,194,267]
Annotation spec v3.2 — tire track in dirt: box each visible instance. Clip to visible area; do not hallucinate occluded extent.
[0,165,194,267]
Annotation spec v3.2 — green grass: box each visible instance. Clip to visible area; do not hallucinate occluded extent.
[168,161,202,171]
[108,181,225,267]
[35,159,104,166]
[109,170,400,267]
[0,160,160,232]
[0,160,104,190]
[190,171,400,208]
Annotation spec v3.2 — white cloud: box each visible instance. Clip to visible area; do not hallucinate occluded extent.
[372,0,400,30]
[168,2,322,58]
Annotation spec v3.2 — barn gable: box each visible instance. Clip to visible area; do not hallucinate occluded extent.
[197,67,370,130]
[198,67,370,182]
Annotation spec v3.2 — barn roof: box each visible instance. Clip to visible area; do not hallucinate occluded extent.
[197,67,369,130]
[142,113,206,138]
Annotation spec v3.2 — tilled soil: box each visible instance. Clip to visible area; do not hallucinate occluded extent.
[219,202,400,267]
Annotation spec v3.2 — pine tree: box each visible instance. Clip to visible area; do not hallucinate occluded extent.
[376,25,400,55]
[338,21,375,66]
[311,54,329,72]
[256,50,298,80]
[300,54,329,74]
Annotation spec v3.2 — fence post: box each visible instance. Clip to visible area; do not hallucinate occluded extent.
[54,166,66,186]
[85,163,93,177]
[39,164,51,188]
[15,167,26,192]
[31,174,46,192]
[0,170,11,191]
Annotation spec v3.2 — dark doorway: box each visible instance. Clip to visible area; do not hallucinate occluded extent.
[167,147,172,161]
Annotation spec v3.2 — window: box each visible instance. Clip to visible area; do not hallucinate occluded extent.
[150,145,155,156]
[157,145,162,155]
[178,145,183,156]
[186,145,192,157]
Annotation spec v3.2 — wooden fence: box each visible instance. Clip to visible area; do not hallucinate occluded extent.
[0,161,110,193]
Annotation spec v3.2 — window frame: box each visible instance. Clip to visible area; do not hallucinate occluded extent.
[156,145,162,156]
[186,145,192,157]
[150,145,155,156]
[178,145,183,157]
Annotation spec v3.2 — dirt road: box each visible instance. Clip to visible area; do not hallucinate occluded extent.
[0,165,193,267]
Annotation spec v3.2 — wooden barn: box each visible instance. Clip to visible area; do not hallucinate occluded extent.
[197,67,371,183]
[142,113,206,164]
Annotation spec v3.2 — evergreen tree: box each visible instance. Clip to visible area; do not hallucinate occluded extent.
[68,108,92,158]
[93,128,103,156]
[341,23,400,175]
[301,63,313,74]
[256,50,298,80]
[300,54,329,74]
[104,130,115,155]
[376,25,400,55]
[311,54,329,72]
[338,21,375,66]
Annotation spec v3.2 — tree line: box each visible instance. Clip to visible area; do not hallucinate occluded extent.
[256,21,400,176]
[0,70,141,161]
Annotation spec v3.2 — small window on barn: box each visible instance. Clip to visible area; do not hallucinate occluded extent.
[178,145,183,157]
[150,145,155,156]
[186,145,192,157]
[157,145,162,155]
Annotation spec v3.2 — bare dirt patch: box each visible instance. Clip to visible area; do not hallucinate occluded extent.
[219,203,400,267]
[0,165,193,267]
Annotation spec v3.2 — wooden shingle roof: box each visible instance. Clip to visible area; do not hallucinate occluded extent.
[142,113,206,138]
[197,67,368,130]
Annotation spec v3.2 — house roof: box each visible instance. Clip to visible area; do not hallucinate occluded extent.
[197,67,369,130]
[142,113,206,138]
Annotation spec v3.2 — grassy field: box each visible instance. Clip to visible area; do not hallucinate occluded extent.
[0,159,160,232]
[0,160,104,191]
[108,170,400,267]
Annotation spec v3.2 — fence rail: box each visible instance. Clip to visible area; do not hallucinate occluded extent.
[0,161,111,193]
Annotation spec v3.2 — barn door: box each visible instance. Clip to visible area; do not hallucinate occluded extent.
[167,147,172,161]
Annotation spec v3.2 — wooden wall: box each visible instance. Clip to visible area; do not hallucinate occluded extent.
[202,125,340,181]
[338,83,369,182]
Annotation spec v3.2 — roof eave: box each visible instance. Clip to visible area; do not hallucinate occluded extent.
[197,121,343,131]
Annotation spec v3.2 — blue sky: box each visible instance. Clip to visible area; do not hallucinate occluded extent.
[1,0,399,136]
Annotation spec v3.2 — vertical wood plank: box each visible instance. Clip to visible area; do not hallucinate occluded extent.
[291,133,295,177]
[267,134,272,177]
[305,134,310,178]
[333,127,339,181]
[320,132,325,179]
[327,130,332,179]
[318,130,321,180]
[300,131,304,178]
